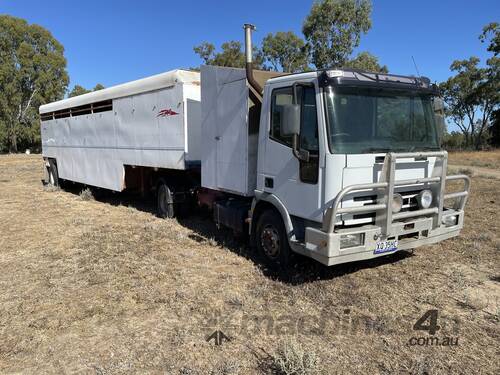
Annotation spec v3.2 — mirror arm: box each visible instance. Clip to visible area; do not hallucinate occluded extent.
[292,134,309,162]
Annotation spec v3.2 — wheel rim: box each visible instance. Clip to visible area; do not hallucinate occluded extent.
[49,169,55,185]
[260,224,280,259]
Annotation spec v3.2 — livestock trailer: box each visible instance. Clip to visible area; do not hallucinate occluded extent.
[40,69,201,192]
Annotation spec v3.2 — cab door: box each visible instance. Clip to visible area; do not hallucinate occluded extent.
[258,81,324,222]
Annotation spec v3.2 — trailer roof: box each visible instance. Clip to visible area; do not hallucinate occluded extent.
[39,69,200,114]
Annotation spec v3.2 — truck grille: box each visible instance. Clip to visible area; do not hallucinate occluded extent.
[351,189,422,221]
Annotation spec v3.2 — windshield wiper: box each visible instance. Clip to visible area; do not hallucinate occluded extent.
[362,147,392,153]
[408,145,440,152]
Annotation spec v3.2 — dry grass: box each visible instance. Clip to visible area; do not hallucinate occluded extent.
[78,187,95,201]
[269,338,318,375]
[0,154,499,374]
[448,149,500,170]
[447,167,475,178]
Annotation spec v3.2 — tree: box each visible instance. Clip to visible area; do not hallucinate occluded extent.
[442,130,466,150]
[302,0,372,69]
[261,31,309,72]
[440,57,499,149]
[193,42,215,65]
[344,51,388,73]
[68,85,90,97]
[193,41,264,69]
[440,23,500,150]
[68,83,105,98]
[479,22,499,56]
[490,109,500,146]
[0,15,68,152]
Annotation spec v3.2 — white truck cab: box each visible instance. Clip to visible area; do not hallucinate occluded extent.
[247,67,469,266]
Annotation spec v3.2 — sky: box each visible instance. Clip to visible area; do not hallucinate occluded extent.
[1,0,498,91]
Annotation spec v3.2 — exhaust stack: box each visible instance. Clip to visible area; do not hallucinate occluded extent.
[243,23,263,100]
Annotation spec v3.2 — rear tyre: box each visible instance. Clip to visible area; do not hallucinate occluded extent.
[255,209,291,268]
[47,160,59,187]
[157,180,175,218]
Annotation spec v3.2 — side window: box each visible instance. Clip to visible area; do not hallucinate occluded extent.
[299,86,319,184]
[270,87,294,146]
[269,85,319,184]
[299,86,319,153]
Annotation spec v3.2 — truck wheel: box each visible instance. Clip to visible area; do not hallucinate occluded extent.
[47,160,59,187]
[255,209,290,268]
[157,181,175,218]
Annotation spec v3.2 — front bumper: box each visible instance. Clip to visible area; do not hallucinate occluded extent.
[305,209,464,266]
[303,151,470,266]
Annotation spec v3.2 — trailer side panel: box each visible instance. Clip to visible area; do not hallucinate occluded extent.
[40,70,201,191]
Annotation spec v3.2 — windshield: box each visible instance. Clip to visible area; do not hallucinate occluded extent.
[324,86,440,154]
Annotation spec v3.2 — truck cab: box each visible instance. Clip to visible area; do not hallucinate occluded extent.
[249,69,470,266]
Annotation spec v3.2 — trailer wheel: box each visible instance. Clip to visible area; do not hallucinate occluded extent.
[47,160,59,187]
[255,209,290,268]
[157,180,175,218]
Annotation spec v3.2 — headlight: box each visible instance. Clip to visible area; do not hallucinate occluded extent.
[340,233,365,249]
[442,215,458,226]
[391,193,403,213]
[417,189,433,209]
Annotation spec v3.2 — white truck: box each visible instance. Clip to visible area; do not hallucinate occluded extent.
[40,24,470,267]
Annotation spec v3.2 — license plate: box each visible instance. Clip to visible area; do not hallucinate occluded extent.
[374,239,398,254]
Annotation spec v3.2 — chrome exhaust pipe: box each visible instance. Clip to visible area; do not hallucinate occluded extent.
[243,23,263,99]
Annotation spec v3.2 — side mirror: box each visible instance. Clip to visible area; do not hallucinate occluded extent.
[433,97,444,113]
[280,104,300,136]
[280,103,309,162]
[433,97,446,146]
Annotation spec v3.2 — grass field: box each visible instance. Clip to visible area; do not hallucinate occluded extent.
[449,149,500,170]
[0,154,499,374]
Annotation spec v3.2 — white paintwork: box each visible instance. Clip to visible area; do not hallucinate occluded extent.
[342,154,437,225]
[200,66,257,196]
[40,70,200,113]
[266,71,318,85]
[40,69,201,191]
[257,70,443,227]
[257,73,326,222]
[322,153,439,226]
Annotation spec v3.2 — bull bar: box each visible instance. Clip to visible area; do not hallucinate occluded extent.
[304,151,470,266]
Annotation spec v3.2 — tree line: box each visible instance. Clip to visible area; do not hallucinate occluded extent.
[0,1,498,153]
[193,0,387,73]
[440,22,499,149]
[0,16,105,153]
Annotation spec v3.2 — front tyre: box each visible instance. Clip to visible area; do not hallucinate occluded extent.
[255,209,291,268]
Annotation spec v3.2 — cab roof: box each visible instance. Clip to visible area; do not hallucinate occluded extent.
[267,69,437,94]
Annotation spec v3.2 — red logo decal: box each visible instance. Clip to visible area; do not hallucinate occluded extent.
[157,108,179,117]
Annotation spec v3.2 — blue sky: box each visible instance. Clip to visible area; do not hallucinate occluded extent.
[2,0,498,91]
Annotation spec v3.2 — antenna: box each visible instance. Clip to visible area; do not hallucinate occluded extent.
[411,55,421,78]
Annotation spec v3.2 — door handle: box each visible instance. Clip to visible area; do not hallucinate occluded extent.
[265,177,274,189]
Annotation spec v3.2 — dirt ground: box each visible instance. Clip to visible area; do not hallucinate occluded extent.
[0,154,499,374]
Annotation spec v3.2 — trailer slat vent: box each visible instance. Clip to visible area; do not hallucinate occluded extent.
[40,112,54,121]
[92,100,113,113]
[71,104,92,116]
[41,99,113,121]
